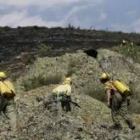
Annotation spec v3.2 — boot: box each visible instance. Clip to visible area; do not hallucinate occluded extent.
[126,120,135,130]
[129,123,135,130]
[110,123,123,130]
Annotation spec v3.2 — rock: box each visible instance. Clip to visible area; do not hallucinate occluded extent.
[2,48,139,139]
[88,70,93,75]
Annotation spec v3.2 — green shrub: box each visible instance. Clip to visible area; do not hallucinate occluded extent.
[84,84,106,102]
[68,59,77,68]
[128,92,140,114]
[112,44,140,63]
[37,44,52,57]
[128,99,140,114]
[22,73,62,91]
[127,83,140,113]
[66,60,77,77]
[66,68,76,77]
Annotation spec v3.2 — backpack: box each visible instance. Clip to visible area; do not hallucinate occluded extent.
[0,80,15,99]
[113,80,132,95]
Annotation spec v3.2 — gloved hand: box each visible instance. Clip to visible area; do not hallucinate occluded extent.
[107,101,111,108]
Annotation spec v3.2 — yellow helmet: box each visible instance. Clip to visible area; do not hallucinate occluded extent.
[122,40,126,43]
[0,72,7,79]
[100,73,110,80]
[63,77,72,84]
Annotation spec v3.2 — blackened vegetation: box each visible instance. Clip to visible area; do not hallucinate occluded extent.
[0,26,140,79]
[0,26,140,62]
[84,49,98,58]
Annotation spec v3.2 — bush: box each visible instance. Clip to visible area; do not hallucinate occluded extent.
[66,68,76,77]
[84,84,106,102]
[128,99,140,114]
[112,44,140,63]
[37,44,52,57]
[66,60,77,77]
[128,92,140,114]
[127,83,140,114]
[22,73,62,91]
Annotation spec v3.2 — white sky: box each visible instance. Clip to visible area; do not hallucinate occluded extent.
[0,0,140,32]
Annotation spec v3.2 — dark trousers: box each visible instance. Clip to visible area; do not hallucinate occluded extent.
[0,95,8,113]
[61,95,71,112]
[111,95,133,127]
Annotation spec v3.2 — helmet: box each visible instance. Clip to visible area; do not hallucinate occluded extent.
[0,72,7,79]
[63,77,72,84]
[122,40,126,43]
[100,73,110,80]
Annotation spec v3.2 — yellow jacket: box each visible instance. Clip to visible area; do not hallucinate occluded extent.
[104,81,116,92]
[0,80,15,99]
[104,81,123,101]
[52,84,71,96]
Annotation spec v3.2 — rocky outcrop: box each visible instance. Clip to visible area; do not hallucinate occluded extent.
[97,49,140,93]
[15,87,112,140]
[0,85,140,140]
[17,49,140,94]
[1,49,140,139]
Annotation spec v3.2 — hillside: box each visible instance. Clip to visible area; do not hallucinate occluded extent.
[0,26,140,79]
[0,27,140,139]
[1,27,140,62]
[10,49,140,139]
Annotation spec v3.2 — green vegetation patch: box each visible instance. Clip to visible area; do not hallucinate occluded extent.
[66,59,77,77]
[128,84,140,114]
[112,44,140,63]
[84,83,106,102]
[37,44,52,57]
[22,73,62,91]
